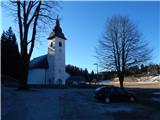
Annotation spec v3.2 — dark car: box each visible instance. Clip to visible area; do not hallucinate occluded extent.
[94,86,136,103]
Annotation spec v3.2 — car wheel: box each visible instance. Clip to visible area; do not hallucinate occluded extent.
[105,97,110,103]
[130,96,135,102]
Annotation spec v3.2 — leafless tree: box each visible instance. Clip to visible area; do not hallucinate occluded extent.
[96,15,151,88]
[147,64,159,75]
[3,0,59,89]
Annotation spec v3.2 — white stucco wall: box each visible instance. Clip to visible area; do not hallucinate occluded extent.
[47,55,55,84]
[54,37,66,84]
[28,69,46,84]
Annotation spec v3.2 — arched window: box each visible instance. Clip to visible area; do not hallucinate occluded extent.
[59,42,62,47]
[50,42,53,47]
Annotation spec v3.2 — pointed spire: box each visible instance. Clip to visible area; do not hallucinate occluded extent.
[54,15,62,33]
[48,15,66,40]
[56,15,60,26]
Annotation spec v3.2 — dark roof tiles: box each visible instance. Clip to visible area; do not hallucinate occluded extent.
[29,55,49,69]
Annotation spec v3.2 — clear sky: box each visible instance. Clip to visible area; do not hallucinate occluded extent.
[1,1,160,72]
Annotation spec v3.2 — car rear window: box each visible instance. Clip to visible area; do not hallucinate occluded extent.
[95,87,104,91]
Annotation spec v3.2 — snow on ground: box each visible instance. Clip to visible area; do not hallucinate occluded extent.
[99,80,112,85]
[144,75,160,82]
[96,75,160,86]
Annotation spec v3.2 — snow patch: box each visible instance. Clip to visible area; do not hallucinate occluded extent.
[98,80,112,85]
[144,75,160,82]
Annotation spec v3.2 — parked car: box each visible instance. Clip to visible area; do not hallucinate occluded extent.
[94,86,136,103]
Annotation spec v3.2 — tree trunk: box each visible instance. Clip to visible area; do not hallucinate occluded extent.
[18,56,29,90]
[119,78,123,89]
[119,73,124,89]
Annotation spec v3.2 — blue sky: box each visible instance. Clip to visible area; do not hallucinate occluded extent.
[1,1,160,72]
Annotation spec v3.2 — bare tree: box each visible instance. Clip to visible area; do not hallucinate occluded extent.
[96,15,151,88]
[5,0,59,89]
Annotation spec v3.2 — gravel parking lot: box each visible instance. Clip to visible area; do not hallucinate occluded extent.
[1,86,160,120]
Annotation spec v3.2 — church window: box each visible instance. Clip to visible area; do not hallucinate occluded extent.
[59,42,62,47]
[50,42,53,47]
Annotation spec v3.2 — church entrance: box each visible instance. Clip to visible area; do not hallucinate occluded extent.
[56,79,62,85]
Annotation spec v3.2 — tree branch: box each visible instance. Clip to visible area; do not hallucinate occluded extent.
[39,14,55,20]
[28,1,41,58]
[17,1,23,54]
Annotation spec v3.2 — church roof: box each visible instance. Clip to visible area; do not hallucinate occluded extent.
[48,17,67,40]
[29,55,49,69]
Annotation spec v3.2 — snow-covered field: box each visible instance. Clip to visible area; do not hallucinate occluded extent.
[138,75,160,82]
[97,75,160,88]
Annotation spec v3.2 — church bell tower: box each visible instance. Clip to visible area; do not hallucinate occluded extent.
[48,16,67,84]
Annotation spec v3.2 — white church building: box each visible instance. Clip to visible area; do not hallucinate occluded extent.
[27,18,70,85]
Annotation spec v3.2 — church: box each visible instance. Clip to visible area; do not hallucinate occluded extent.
[27,18,70,85]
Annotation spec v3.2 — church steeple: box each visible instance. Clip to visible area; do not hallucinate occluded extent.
[48,16,66,40]
[55,16,60,30]
[47,16,67,85]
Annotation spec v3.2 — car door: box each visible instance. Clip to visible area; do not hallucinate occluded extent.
[110,87,122,101]
[115,88,128,101]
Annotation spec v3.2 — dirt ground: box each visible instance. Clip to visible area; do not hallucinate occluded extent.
[1,86,160,120]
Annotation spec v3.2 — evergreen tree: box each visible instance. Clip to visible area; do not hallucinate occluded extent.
[90,70,95,82]
[66,64,91,81]
[84,68,89,81]
[1,27,21,81]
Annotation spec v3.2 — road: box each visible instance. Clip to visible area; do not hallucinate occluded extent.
[1,87,160,120]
